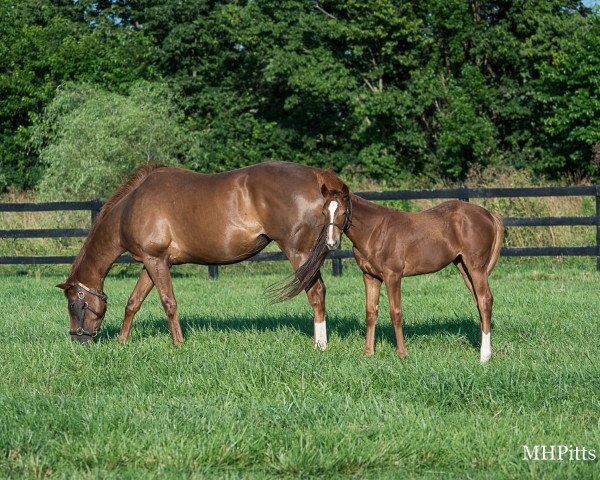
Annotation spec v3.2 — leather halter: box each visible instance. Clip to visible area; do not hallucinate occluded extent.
[68,282,108,339]
[326,196,353,233]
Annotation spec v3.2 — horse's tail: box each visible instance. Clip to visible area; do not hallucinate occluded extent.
[267,226,329,303]
[487,213,504,275]
[267,167,349,303]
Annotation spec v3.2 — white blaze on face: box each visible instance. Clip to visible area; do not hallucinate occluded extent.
[480,331,491,363]
[327,200,339,247]
[315,321,327,350]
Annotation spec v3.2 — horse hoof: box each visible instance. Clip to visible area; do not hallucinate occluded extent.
[117,336,128,344]
[364,350,374,357]
[315,341,327,351]
[397,351,408,359]
[480,352,491,363]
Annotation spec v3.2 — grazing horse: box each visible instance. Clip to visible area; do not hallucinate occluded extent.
[57,162,350,348]
[324,194,503,362]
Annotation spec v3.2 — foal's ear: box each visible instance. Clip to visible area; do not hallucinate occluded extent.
[342,184,349,196]
[56,282,72,290]
[321,184,330,197]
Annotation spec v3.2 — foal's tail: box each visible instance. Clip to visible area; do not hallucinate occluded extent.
[267,226,329,303]
[487,213,504,274]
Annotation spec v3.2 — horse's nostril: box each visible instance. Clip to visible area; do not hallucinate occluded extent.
[71,334,94,345]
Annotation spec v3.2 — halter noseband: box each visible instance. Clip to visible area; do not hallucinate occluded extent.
[326,196,353,232]
[69,282,108,339]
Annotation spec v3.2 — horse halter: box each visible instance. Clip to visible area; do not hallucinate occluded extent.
[326,196,353,233]
[68,282,108,339]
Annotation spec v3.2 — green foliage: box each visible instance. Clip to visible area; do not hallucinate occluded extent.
[537,10,600,176]
[34,82,187,200]
[0,0,155,191]
[1,1,599,192]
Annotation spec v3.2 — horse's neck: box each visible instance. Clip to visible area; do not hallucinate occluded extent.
[71,208,124,290]
[346,195,388,248]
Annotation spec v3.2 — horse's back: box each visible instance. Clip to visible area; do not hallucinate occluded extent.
[393,201,498,275]
[115,162,339,264]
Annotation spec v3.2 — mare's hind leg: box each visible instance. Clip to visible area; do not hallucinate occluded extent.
[307,276,327,350]
[280,246,327,350]
[383,273,407,359]
[363,273,382,356]
[143,256,184,346]
[462,262,493,363]
[118,267,154,344]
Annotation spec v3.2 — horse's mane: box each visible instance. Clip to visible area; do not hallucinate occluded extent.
[68,164,163,279]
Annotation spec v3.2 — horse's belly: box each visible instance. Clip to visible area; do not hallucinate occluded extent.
[169,226,269,265]
[403,239,457,277]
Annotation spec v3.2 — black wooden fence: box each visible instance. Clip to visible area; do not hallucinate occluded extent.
[1,186,599,276]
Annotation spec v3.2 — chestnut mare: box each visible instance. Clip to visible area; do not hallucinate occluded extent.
[324,194,503,362]
[57,162,350,347]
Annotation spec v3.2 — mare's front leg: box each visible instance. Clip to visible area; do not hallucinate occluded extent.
[363,273,382,356]
[142,256,184,346]
[118,267,154,344]
[384,273,407,358]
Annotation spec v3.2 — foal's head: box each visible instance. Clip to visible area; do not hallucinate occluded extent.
[321,184,351,250]
[56,281,108,344]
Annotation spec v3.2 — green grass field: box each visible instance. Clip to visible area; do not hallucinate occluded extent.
[0,259,598,479]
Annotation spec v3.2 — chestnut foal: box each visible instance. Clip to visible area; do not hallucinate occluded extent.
[325,194,503,362]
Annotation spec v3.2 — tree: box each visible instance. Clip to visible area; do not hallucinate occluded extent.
[34,82,189,200]
[537,9,600,177]
[0,0,153,191]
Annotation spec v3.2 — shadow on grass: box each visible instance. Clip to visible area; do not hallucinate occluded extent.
[99,312,480,349]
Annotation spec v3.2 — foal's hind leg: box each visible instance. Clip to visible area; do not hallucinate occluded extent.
[143,256,184,346]
[464,264,493,363]
[454,258,476,304]
[118,267,154,344]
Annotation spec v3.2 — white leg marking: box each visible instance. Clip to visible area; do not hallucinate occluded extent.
[315,321,327,350]
[327,201,339,247]
[480,331,491,363]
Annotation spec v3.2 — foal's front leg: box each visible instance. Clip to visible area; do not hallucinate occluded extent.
[384,274,407,358]
[363,273,382,356]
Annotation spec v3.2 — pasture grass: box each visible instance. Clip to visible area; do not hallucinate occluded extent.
[0,258,598,478]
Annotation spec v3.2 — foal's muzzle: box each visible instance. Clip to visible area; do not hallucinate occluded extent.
[326,221,345,250]
[326,238,341,250]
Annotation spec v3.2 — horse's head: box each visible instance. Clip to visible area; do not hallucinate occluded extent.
[56,281,108,344]
[321,183,351,250]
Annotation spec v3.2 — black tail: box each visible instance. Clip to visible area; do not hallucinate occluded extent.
[267,226,329,303]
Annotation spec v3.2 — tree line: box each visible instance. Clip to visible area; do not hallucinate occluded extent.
[1,1,599,198]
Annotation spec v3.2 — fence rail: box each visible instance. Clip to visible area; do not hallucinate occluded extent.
[1,186,599,275]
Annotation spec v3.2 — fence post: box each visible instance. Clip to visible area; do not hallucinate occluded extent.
[596,185,600,272]
[208,265,218,280]
[332,257,343,277]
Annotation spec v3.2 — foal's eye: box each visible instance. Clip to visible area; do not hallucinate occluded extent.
[69,303,75,310]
